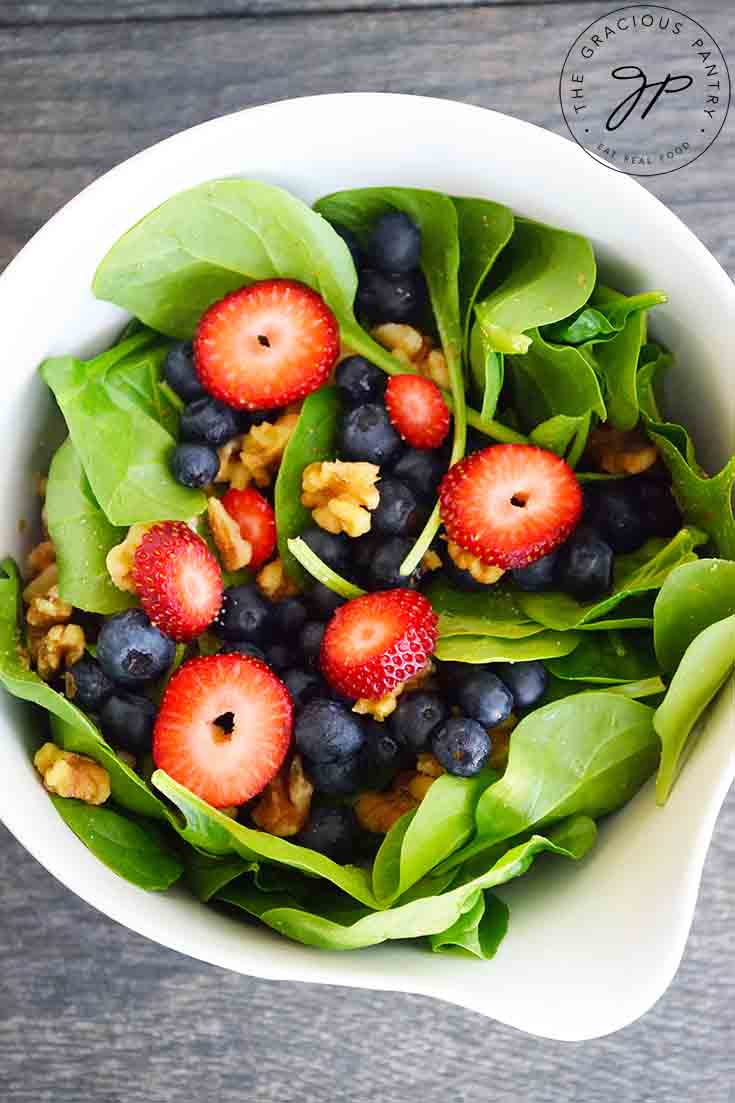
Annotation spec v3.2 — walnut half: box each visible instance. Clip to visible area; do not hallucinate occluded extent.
[252,755,313,837]
[34,742,110,805]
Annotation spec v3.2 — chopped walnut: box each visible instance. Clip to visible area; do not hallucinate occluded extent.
[34,742,110,805]
[216,414,299,489]
[586,425,658,475]
[256,557,300,601]
[26,540,55,577]
[353,661,435,721]
[36,623,86,680]
[252,755,313,837]
[355,786,417,835]
[106,523,151,593]
[421,549,443,572]
[488,713,518,772]
[371,323,451,390]
[406,772,436,801]
[22,563,59,604]
[301,460,380,538]
[26,585,73,629]
[207,497,252,572]
[416,752,445,778]
[447,541,505,585]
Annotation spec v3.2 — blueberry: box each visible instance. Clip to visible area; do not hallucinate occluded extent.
[556,525,614,600]
[366,537,422,590]
[493,661,547,711]
[332,223,363,269]
[393,449,447,502]
[99,692,157,755]
[358,720,404,788]
[440,558,489,592]
[633,476,681,538]
[367,210,422,274]
[296,805,358,863]
[299,621,327,670]
[265,643,291,672]
[371,478,420,537]
[170,442,220,488]
[339,403,402,466]
[66,655,113,712]
[457,670,514,728]
[436,660,476,698]
[97,610,175,688]
[390,691,449,753]
[282,668,322,710]
[591,485,645,553]
[300,526,351,574]
[511,551,559,593]
[179,397,239,447]
[163,341,205,403]
[307,582,346,622]
[355,269,427,327]
[336,356,386,407]
[220,641,267,661]
[215,585,272,642]
[294,698,365,762]
[271,598,309,637]
[304,754,361,796]
[432,717,492,777]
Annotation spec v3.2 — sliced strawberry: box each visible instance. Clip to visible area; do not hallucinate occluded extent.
[133,522,222,642]
[153,654,292,807]
[439,444,583,569]
[320,590,438,700]
[194,279,340,410]
[385,374,450,450]
[220,488,276,569]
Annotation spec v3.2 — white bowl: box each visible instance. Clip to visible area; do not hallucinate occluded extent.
[1,94,732,1042]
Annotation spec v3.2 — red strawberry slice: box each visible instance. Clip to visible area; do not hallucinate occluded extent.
[385,374,450,450]
[153,654,292,807]
[194,279,340,410]
[220,488,277,569]
[439,444,583,569]
[133,522,222,642]
[320,590,438,700]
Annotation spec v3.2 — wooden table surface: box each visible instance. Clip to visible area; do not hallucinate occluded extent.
[1,2,733,1098]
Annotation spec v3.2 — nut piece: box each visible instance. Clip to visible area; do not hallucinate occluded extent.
[216,414,300,489]
[488,713,518,772]
[447,541,505,585]
[106,522,152,593]
[406,772,436,801]
[252,755,313,837]
[355,786,417,835]
[26,584,73,628]
[586,425,658,476]
[256,557,300,601]
[207,497,252,572]
[372,323,450,390]
[34,742,110,805]
[302,460,380,538]
[416,752,445,778]
[421,549,443,573]
[26,540,55,577]
[352,661,435,721]
[36,623,86,681]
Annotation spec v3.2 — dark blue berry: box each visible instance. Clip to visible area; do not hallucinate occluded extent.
[299,621,326,670]
[367,210,422,274]
[493,661,547,711]
[432,717,492,777]
[441,558,489,592]
[305,754,361,796]
[271,598,309,637]
[366,537,422,590]
[97,610,175,688]
[511,550,559,593]
[180,397,239,447]
[392,449,447,502]
[632,476,681,538]
[339,403,402,466]
[307,582,346,622]
[457,670,514,728]
[294,698,365,763]
[282,668,322,710]
[300,526,351,574]
[265,643,291,672]
[170,442,219,488]
[65,655,113,712]
[437,660,476,697]
[220,641,266,661]
[390,691,449,753]
[358,720,404,789]
[296,805,358,862]
[332,223,363,269]
[336,356,386,407]
[163,341,205,403]
[591,485,645,553]
[355,269,427,327]
[215,585,272,642]
[99,692,157,755]
[556,526,614,600]
[371,477,420,537]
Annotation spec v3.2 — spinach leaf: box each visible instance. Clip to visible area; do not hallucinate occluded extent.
[653,558,735,674]
[530,414,589,460]
[507,327,606,431]
[542,288,667,345]
[451,811,598,884]
[540,673,665,706]
[50,797,182,891]
[425,577,544,639]
[637,342,672,421]
[435,631,581,663]
[590,291,646,430]
[286,538,364,599]
[45,439,135,615]
[654,615,735,804]
[474,692,658,845]
[545,630,659,684]
[429,891,509,959]
[469,324,504,421]
[274,386,342,585]
[517,528,707,630]
[185,850,256,902]
[453,196,514,351]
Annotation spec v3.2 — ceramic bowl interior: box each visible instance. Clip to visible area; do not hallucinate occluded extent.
[0,94,732,1041]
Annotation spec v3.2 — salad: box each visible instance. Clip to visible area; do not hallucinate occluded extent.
[2,180,733,958]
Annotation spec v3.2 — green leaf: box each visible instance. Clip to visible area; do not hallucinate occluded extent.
[507,327,606,431]
[50,797,182,891]
[653,558,735,674]
[435,631,581,663]
[429,892,509,959]
[589,292,645,430]
[45,439,136,615]
[184,849,256,902]
[530,413,589,461]
[546,630,660,684]
[637,342,672,421]
[469,324,504,421]
[452,811,598,883]
[517,528,707,630]
[426,577,545,640]
[654,615,735,804]
[274,387,342,585]
[453,196,514,352]
[542,288,667,345]
[287,538,365,599]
